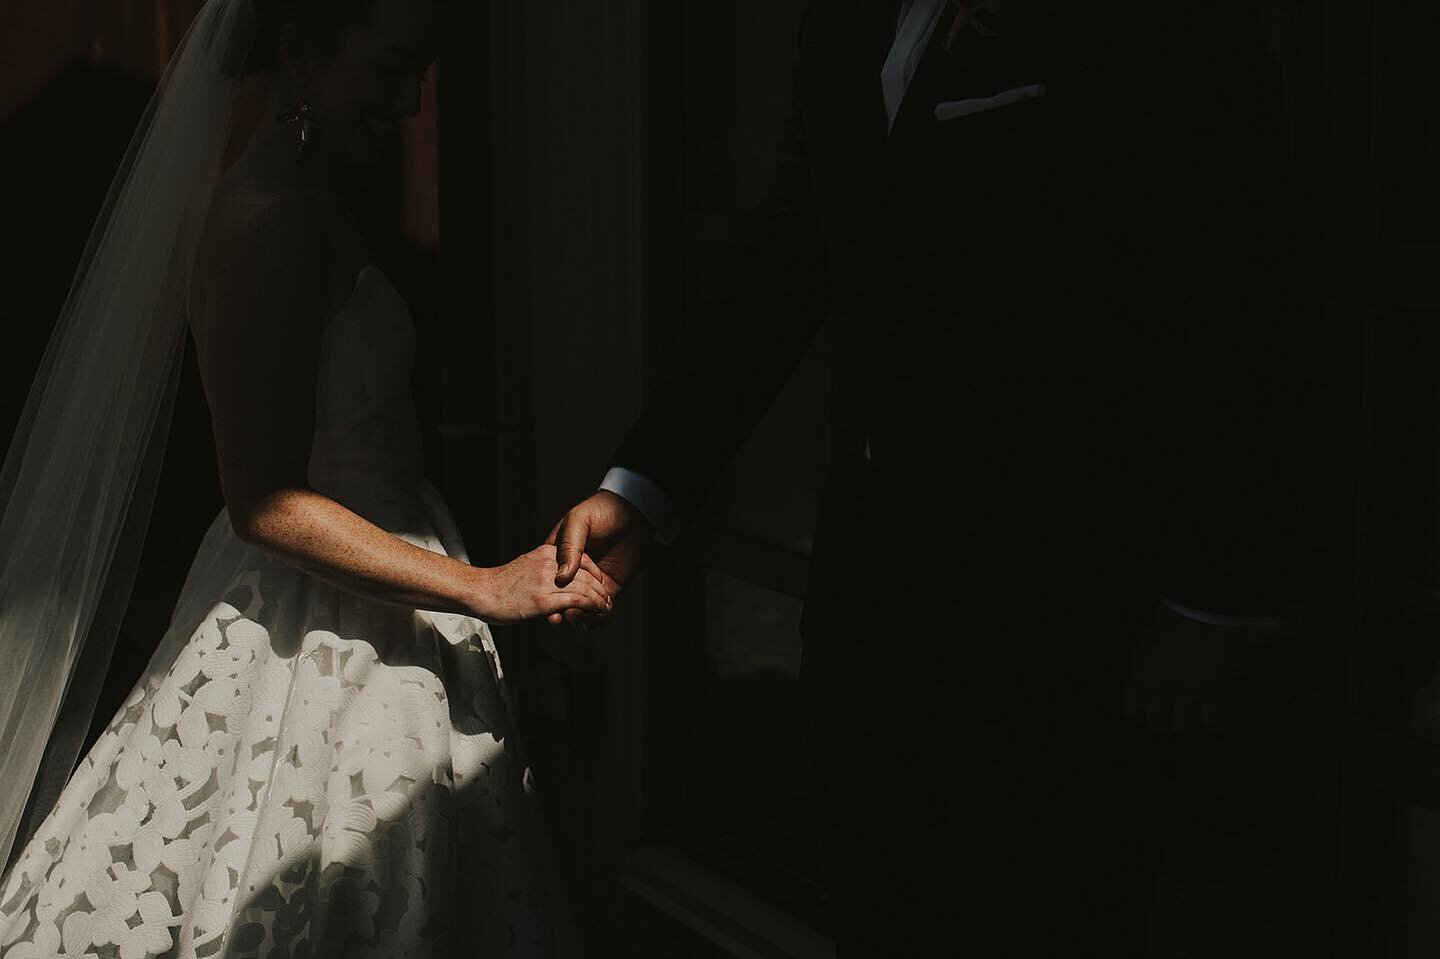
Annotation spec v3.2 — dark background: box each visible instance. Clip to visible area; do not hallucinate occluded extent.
[3,0,1440,955]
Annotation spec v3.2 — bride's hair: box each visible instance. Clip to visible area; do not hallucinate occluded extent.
[242,0,377,76]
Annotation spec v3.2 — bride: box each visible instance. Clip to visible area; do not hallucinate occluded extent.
[0,0,609,955]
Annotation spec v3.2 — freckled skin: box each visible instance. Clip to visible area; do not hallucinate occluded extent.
[189,0,615,625]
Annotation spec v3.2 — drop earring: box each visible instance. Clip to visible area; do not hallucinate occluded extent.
[275,96,313,156]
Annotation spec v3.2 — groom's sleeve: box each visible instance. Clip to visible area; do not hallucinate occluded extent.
[599,466,683,545]
[606,57,830,531]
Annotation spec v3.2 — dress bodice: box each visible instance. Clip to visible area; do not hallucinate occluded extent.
[307,265,425,506]
[0,269,571,959]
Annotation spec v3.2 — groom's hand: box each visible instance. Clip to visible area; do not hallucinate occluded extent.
[545,490,653,627]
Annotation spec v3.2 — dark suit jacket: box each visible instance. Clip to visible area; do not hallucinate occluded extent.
[613,1,1316,629]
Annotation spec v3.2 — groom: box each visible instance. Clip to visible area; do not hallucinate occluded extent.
[549,2,1310,953]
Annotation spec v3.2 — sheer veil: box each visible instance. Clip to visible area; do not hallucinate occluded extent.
[0,0,259,870]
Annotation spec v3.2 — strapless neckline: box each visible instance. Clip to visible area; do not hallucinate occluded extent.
[307,261,423,505]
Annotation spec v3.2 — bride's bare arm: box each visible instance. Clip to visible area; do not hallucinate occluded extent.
[190,189,611,624]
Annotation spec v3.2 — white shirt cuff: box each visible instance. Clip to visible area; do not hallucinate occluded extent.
[600,467,683,546]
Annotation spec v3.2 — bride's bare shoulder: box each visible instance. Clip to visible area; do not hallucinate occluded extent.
[191,174,334,334]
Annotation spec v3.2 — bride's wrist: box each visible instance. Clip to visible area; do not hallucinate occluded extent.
[461,565,499,619]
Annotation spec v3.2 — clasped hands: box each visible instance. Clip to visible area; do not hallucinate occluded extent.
[543,490,652,627]
[481,491,651,628]
[478,492,648,627]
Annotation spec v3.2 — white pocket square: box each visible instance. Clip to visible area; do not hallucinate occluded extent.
[934,83,1046,122]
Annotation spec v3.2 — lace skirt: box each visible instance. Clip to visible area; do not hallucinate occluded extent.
[0,479,574,958]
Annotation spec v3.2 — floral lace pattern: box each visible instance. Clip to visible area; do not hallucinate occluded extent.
[0,268,569,957]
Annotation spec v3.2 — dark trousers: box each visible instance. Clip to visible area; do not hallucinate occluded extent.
[800,455,1166,956]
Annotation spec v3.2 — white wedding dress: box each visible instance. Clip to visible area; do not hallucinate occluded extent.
[0,265,572,958]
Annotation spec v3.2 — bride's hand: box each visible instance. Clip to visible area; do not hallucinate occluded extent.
[473,545,614,626]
